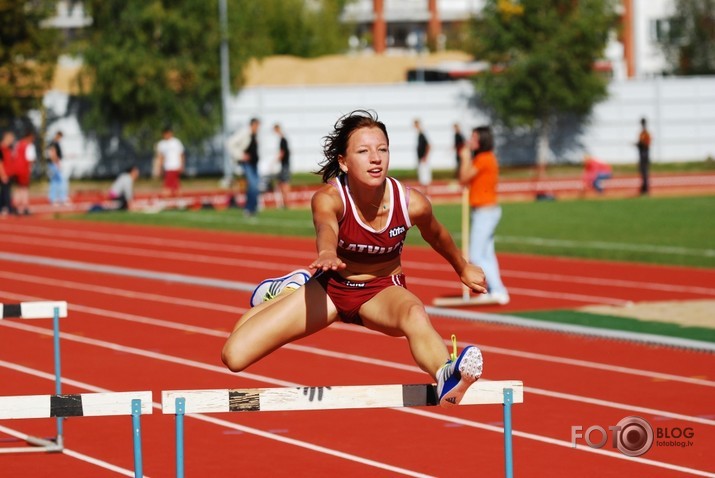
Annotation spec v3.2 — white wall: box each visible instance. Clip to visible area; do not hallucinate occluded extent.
[229,76,715,174]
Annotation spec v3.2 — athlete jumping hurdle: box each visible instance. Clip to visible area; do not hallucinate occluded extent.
[222,110,488,407]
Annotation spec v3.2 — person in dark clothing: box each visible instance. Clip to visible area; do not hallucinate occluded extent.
[453,123,465,179]
[636,117,651,195]
[274,123,291,208]
[227,118,261,216]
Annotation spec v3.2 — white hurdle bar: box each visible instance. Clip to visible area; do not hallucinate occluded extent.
[0,301,67,453]
[0,391,152,477]
[163,380,524,478]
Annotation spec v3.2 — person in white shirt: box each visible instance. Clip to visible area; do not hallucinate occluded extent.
[153,126,185,197]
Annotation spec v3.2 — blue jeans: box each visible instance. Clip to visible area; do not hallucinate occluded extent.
[469,205,507,295]
[48,163,69,204]
[592,172,612,193]
[242,162,259,214]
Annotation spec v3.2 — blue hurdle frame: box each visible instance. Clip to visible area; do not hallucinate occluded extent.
[171,388,517,478]
[52,305,64,450]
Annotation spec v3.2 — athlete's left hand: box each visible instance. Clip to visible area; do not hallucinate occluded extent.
[460,263,487,294]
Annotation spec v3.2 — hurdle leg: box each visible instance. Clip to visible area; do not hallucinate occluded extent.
[52,306,64,449]
[503,388,514,478]
[131,399,144,478]
[175,397,186,478]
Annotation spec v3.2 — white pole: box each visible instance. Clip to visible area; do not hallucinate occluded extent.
[219,0,232,185]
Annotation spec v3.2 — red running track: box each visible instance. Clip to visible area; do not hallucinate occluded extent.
[0,218,713,478]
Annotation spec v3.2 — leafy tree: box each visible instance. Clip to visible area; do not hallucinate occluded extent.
[78,0,352,155]
[466,0,618,166]
[658,0,715,75]
[0,0,59,124]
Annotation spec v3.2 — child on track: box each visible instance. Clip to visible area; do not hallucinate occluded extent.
[222,110,488,407]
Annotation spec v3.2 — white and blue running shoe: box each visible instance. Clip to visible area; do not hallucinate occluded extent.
[250,269,311,307]
[436,335,483,407]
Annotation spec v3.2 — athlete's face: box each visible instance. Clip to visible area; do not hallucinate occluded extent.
[339,126,389,187]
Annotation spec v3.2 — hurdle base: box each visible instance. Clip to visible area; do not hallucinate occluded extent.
[0,435,63,454]
[433,295,501,307]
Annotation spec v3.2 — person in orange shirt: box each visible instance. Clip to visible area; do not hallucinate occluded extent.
[459,125,509,305]
[636,117,651,195]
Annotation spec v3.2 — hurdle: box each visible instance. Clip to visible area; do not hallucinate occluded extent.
[0,301,67,452]
[163,380,523,478]
[0,391,152,477]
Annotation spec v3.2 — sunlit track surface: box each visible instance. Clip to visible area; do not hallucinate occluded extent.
[0,218,713,478]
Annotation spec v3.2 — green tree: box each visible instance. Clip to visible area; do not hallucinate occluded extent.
[79,0,351,153]
[466,0,617,167]
[0,0,59,123]
[658,0,715,75]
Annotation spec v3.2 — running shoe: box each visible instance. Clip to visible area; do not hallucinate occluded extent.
[249,269,311,307]
[436,335,483,407]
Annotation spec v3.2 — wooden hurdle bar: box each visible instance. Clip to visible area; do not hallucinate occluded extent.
[0,391,153,477]
[163,380,523,478]
[0,301,67,452]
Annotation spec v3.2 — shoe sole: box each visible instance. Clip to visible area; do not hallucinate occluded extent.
[439,346,483,407]
[249,269,312,307]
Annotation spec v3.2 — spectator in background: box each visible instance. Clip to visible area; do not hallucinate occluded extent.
[636,117,651,195]
[108,165,140,210]
[47,131,70,205]
[13,129,36,216]
[153,126,185,197]
[273,123,291,208]
[414,119,431,190]
[582,154,613,194]
[227,118,261,217]
[0,131,15,216]
[453,123,465,179]
[459,125,510,305]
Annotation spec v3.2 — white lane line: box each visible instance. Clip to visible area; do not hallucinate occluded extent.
[496,235,715,257]
[0,223,315,259]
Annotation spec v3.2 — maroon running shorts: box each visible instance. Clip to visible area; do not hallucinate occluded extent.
[314,269,406,325]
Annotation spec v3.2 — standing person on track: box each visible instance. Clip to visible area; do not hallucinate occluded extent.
[153,126,185,198]
[227,118,261,217]
[453,123,465,179]
[273,123,292,208]
[636,117,651,195]
[47,130,70,205]
[222,110,488,407]
[12,129,36,216]
[414,119,431,192]
[458,125,510,305]
[0,130,15,216]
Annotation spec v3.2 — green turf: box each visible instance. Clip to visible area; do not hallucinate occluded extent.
[513,310,715,344]
[73,194,715,268]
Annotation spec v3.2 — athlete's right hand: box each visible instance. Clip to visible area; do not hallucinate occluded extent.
[309,251,347,272]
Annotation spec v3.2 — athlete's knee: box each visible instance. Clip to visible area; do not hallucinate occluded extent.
[221,342,247,373]
[401,302,431,330]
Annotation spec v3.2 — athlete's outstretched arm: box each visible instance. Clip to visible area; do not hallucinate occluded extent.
[309,186,347,272]
[409,189,487,294]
